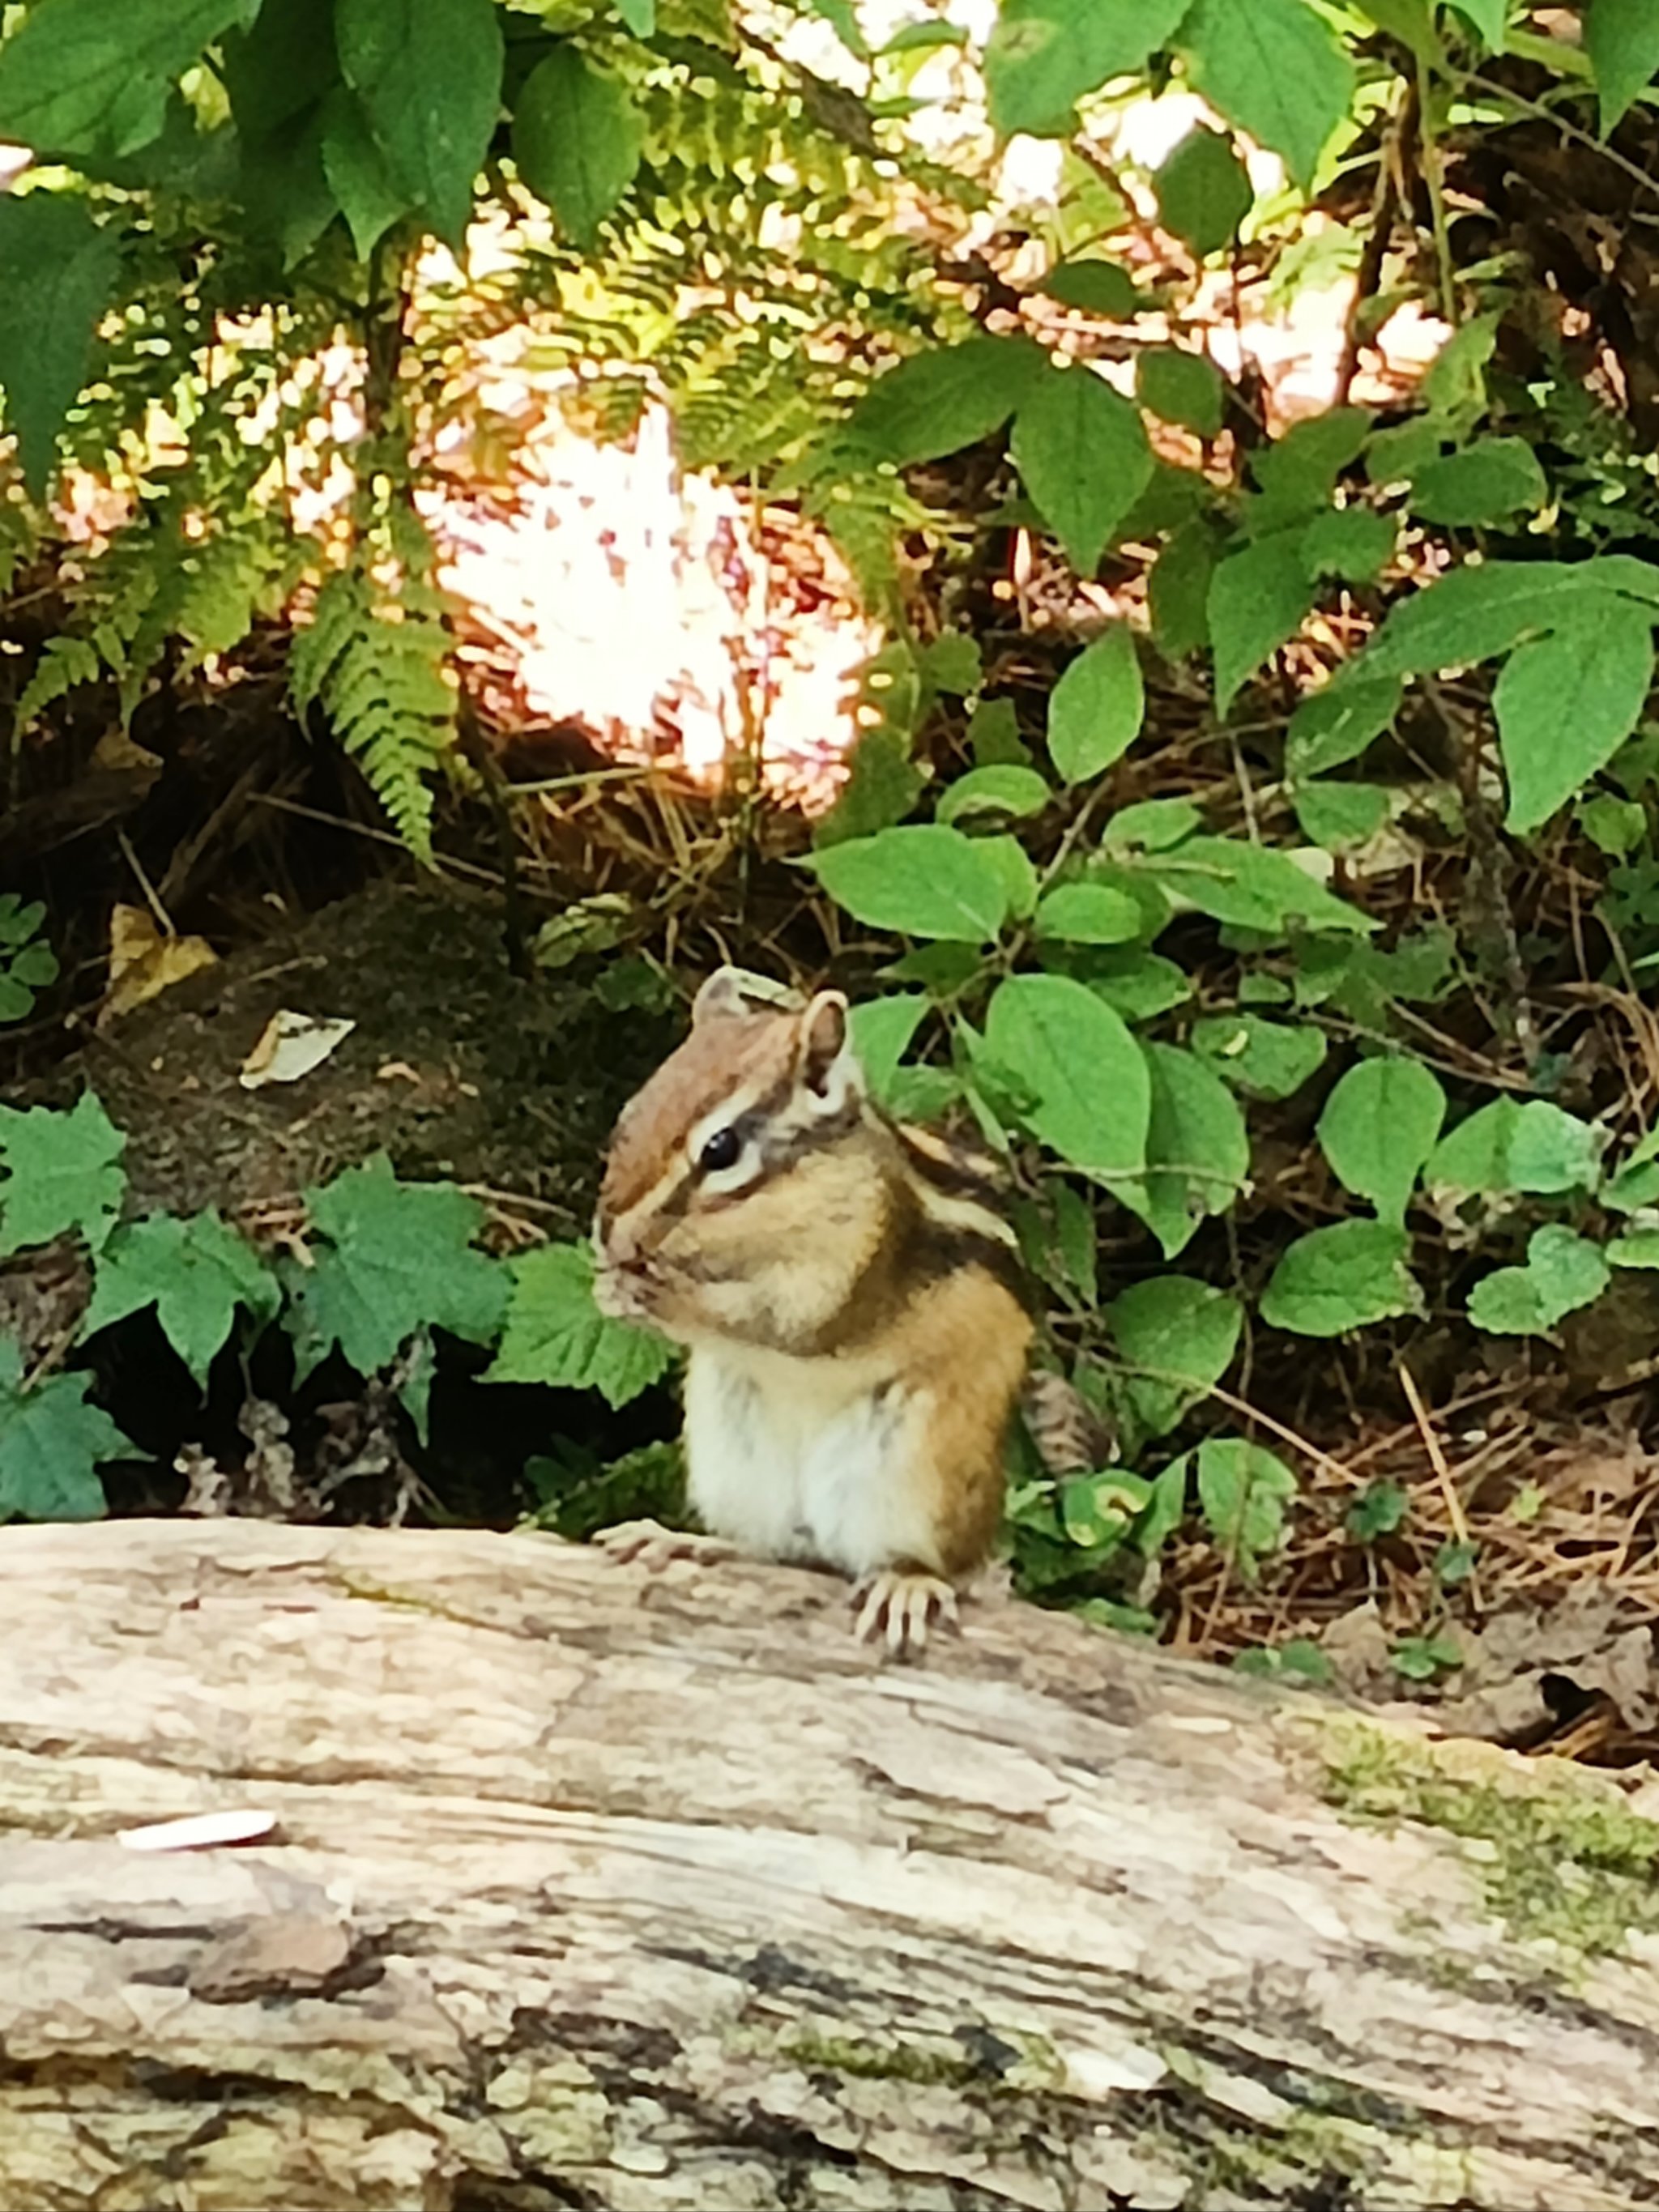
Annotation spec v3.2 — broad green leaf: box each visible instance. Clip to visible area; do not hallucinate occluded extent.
[1316,1055,1446,1223]
[1153,124,1252,258]
[1357,560,1657,680]
[1040,258,1140,316]
[851,336,1043,469]
[0,1336,126,1522]
[320,86,410,257]
[615,0,655,29]
[1103,798,1204,853]
[487,1242,675,1408]
[337,0,502,244]
[1067,948,1192,1020]
[1603,1128,1659,1213]
[805,825,1010,942]
[1425,1097,1604,1197]
[1495,600,1655,833]
[813,729,923,846]
[1353,0,1444,66]
[1349,1480,1409,1540]
[513,45,642,249]
[1191,1014,1327,1099]
[1302,506,1395,583]
[1249,408,1372,526]
[1137,347,1224,437]
[0,197,121,498]
[1123,1042,1249,1257]
[848,995,929,1101]
[1609,1230,1659,1268]
[1149,518,1219,655]
[1580,793,1648,856]
[924,633,983,696]
[285,1155,508,1380]
[968,697,1030,767]
[1293,782,1389,851]
[1467,1225,1610,1336]
[937,765,1051,825]
[1420,313,1501,427]
[0,0,254,156]
[1109,1274,1242,1441]
[1134,1456,1191,1554]
[1448,0,1507,49]
[1408,436,1548,527]
[984,973,1151,1178]
[985,0,1194,136]
[1012,364,1154,577]
[1145,837,1372,935]
[1047,625,1145,782]
[1034,884,1144,944]
[1587,0,1659,133]
[0,1093,126,1257]
[1260,1220,1424,1335]
[1196,1437,1297,1575]
[1208,532,1316,711]
[83,1211,279,1387]
[221,0,334,143]
[237,104,338,263]
[1179,0,1354,188]
[1286,675,1401,779]
[980,834,1039,920]
[1059,1471,1149,1552]
[885,944,983,995]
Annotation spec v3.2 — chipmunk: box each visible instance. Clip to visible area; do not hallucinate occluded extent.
[591,966,1042,1656]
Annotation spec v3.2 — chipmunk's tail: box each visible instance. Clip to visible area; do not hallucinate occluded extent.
[1019,1369,1118,1477]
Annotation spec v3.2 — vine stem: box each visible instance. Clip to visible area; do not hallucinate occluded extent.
[1416,49,1458,326]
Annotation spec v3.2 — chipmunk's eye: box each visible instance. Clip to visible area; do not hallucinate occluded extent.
[697,1126,743,1174]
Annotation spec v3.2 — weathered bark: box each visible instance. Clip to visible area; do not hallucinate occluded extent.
[2,1519,1657,2212]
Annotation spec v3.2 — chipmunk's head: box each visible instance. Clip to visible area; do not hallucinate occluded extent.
[593,967,891,1350]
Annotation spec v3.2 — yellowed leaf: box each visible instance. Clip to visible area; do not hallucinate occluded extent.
[99,902,218,1026]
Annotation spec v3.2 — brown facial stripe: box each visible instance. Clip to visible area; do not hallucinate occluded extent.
[756,1097,864,1174]
[911,1218,1031,1308]
[892,1119,1008,1203]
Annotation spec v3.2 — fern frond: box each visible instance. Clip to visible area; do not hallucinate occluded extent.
[13,637,102,731]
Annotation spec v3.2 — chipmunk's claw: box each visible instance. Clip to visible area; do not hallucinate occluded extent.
[596,1519,738,1573]
[852,1569,959,1658]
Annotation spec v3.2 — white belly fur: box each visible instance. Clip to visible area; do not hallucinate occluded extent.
[683,1342,945,1579]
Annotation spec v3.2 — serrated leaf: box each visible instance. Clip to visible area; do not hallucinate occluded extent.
[1208,532,1317,711]
[486,1242,675,1408]
[320,85,409,257]
[1425,1096,1603,1197]
[1047,625,1145,782]
[985,973,1150,1178]
[1034,884,1144,944]
[805,824,1011,943]
[1468,1225,1610,1336]
[1196,1437,1297,1575]
[1122,1041,1249,1257]
[1040,257,1140,315]
[925,633,983,696]
[1286,674,1401,778]
[1154,123,1252,257]
[937,765,1051,825]
[337,0,502,244]
[0,1336,126,1522]
[1111,1275,1242,1442]
[1012,364,1154,578]
[1408,437,1549,526]
[1495,601,1655,833]
[1191,1014,1328,1099]
[1316,1055,1447,1223]
[0,196,122,498]
[848,995,929,1102]
[286,1154,507,1380]
[1137,347,1224,437]
[1587,0,1659,134]
[1349,1479,1408,1540]
[513,44,642,249]
[82,1211,279,1387]
[1179,0,1354,188]
[985,0,1194,136]
[0,0,254,157]
[1357,559,1655,680]
[1580,793,1647,856]
[1250,407,1372,526]
[850,336,1043,470]
[1070,948,1191,1019]
[1261,1220,1424,1336]
[1149,518,1219,656]
[1146,837,1372,935]
[1303,506,1395,582]
[813,728,924,846]
[0,1093,126,1257]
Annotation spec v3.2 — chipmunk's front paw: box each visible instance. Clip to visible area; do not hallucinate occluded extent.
[596,1519,738,1573]
[852,1569,959,1658]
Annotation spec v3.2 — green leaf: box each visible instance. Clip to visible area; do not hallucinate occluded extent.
[1468,1225,1610,1336]
[1286,675,1401,779]
[1034,884,1144,944]
[1392,1632,1463,1682]
[1448,0,1507,49]
[0,0,254,156]
[0,196,122,499]
[1316,1055,1447,1224]
[1153,124,1252,258]
[813,728,923,846]
[1109,1275,1242,1441]
[513,44,642,250]
[319,86,409,258]
[1260,1221,1424,1336]
[1179,0,1355,189]
[1191,1014,1328,1099]
[1425,1096,1603,1198]
[1579,793,1648,857]
[83,1211,279,1387]
[1233,1638,1336,1686]
[848,995,929,1102]
[924,633,983,696]
[1408,437,1549,527]
[1137,347,1224,437]
[805,0,868,56]
[0,1336,126,1522]
[1040,257,1141,315]
[1356,560,1654,680]
[1208,533,1317,711]
[1149,518,1219,656]
[1586,0,1659,133]
[1353,0,1444,67]
[487,1242,676,1409]
[850,336,1043,469]
[1302,506,1395,583]
[1060,1470,1150,1552]
[286,1155,508,1380]
[1047,625,1145,782]
[1293,782,1389,852]
[1134,1456,1191,1554]
[1103,798,1205,853]
[1012,364,1154,577]
[1068,948,1192,1020]
[1349,1480,1408,1540]
[1146,837,1372,935]
[968,697,1030,767]
[0,1093,126,1257]
[981,834,1040,921]
[1123,1042,1249,1257]
[1495,601,1655,833]
[337,0,502,244]
[985,0,1194,136]
[1609,1229,1659,1269]
[937,765,1051,825]
[1194,1437,1296,1576]
[615,0,655,30]
[1603,1128,1659,1213]
[1250,407,1372,525]
[984,974,1151,1178]
[805,824,1011,943]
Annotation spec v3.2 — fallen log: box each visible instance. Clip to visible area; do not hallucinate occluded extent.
[2,1518,1657,2212]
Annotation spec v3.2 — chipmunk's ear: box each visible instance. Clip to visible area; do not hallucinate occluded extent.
[796,990,858,1101]
[693,966,803,1027]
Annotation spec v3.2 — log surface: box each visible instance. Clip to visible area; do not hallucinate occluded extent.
[1,1518,1656,2211]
